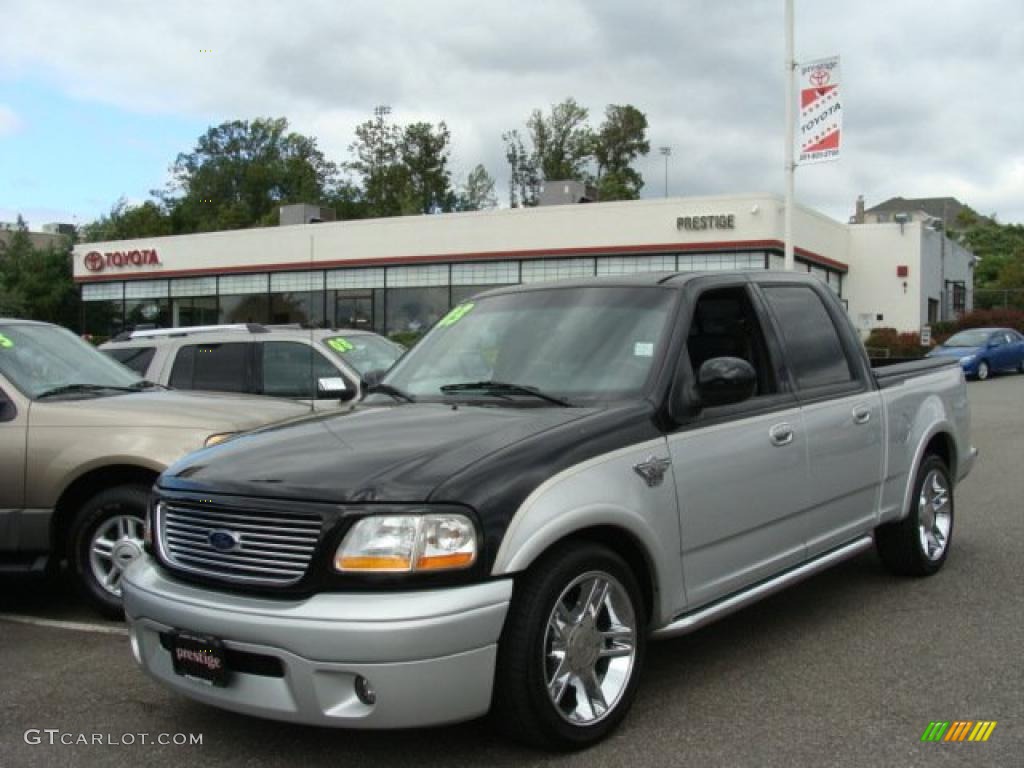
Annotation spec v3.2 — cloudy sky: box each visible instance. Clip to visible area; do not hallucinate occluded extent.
[1,0,1022,229]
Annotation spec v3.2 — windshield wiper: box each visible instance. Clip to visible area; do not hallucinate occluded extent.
[440,380,572,407]
[366,382,417,403]
[37,383,142,399]
[131,379,167,390]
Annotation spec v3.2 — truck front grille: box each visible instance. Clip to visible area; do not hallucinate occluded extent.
[156,501,322,586]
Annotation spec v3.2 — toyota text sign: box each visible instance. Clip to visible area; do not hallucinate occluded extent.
[798,56,842,165]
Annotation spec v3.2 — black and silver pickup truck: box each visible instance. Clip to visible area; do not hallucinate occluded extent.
[123,271,976,749]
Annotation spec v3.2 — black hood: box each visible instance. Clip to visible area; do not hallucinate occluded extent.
[159,402,597,503]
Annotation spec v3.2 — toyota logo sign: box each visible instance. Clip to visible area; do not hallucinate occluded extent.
[82,248,161,272]
[84,251,104,271]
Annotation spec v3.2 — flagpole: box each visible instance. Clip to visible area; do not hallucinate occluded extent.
[784,0,796,271]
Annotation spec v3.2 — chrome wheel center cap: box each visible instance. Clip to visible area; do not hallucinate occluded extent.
[567,618,601,672]
[112,540,141,567]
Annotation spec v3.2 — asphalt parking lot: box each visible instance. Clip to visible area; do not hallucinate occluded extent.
[2,375,1021,768]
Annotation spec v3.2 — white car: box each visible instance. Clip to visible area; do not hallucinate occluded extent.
[100,324,404,409]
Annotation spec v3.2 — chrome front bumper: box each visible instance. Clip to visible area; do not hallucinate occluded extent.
[123,558,512,729]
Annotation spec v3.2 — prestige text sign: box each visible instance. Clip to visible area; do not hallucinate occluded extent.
[676,214,736,231]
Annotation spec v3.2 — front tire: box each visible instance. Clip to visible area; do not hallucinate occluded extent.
[493,542,646,750]
[69,484,150,618]
[976,360,990,381]
[875,455,954,577]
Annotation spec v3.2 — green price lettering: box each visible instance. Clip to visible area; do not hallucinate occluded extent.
[328,337,354,353]
[438,303,474,328]
[0,333,13,349]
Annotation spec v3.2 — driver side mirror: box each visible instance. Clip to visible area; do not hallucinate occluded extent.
[696,357,757,408]
[0,391,15,422]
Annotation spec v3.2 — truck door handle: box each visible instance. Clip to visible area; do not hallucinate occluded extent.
[769,423,795,446]
[852,405,872,425]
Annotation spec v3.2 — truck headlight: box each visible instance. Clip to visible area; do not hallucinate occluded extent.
[335,514,478,573]
[204,432,236,448]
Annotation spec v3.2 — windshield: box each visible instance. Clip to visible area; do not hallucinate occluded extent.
[944,330,992,348]
[0,323,143,399]
[380,286,677,403]
[323,334,404,375]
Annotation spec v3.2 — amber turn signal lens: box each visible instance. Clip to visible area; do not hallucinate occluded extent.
[333,555,412,572]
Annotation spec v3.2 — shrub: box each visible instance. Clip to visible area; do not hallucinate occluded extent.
[865,327,928,359]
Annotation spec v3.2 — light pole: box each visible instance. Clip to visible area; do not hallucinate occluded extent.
[783,0,796,271]
[659,146,672,198]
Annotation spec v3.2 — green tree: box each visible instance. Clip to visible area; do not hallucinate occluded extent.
[348,108,456,216]
[951,207,1024,308]
[80,199,172,242]
[161,117,339,232]
[526,98,593,182]
[457,164,498,211]
[347,106,410,218]
[0,216,78,328]
[502,128,540,208]
[593,105,650,201]
[400,121,456,214]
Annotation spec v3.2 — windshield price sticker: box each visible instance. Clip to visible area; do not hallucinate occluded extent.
[634,342,654,357]
[439,303,474,328]
[328,338,355,353]
[0,333,13,348]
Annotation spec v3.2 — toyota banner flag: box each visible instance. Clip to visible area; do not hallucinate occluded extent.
[798,56,842,165]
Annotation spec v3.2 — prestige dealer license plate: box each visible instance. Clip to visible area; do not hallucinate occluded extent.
[169,631,229,687]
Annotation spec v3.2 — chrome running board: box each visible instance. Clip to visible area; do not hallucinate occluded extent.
[652,535,874,640]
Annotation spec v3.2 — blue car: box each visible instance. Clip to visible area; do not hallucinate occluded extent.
[928,327,1024,380]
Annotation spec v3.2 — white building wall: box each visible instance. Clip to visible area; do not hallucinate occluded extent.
[844,223,924,335]
[72,194,846,281]
[919,229,974,321]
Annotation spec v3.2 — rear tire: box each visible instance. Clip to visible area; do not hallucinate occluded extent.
[492,542,647,750]
[69,484,150,618]
[875,455,953,577]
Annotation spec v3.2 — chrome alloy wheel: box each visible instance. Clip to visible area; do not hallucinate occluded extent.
[543,571,638,725]
[918,469,952,562]
[89,514,145,597]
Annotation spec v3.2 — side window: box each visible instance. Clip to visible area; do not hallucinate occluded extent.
[686,286,778,397]
[104,347,156,376]
[762,285,855,391]
[261,342,346,399]
[170,343,251,393]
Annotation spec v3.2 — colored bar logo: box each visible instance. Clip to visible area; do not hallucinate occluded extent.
[921,721,997,742]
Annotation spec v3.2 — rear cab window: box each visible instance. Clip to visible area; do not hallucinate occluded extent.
[760,284,865,397]
[169,343,253,393]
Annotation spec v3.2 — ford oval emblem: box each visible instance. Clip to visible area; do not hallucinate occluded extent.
[208,529,241,553]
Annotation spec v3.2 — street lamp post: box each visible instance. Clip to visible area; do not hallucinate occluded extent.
[659,146,672,198]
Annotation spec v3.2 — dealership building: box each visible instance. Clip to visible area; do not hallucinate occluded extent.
[72,193,976,338]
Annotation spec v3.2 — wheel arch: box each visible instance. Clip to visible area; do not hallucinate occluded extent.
[899,426,958,525]
[496,513,665,627]
[51,464,161,559]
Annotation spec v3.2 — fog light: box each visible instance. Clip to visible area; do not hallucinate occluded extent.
[354,675,376,706]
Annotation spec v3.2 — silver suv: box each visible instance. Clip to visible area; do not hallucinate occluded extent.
[100,325,404,409]
[0,319,311,616]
